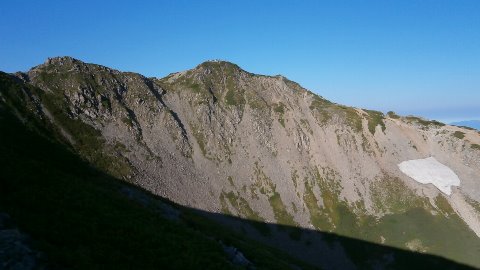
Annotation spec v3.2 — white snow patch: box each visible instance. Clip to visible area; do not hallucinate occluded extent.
[398,157,460,195]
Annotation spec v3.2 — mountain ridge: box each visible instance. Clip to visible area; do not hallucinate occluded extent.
[2,57,480,268]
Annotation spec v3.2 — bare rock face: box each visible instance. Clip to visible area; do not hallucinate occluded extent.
[3,57,480,268]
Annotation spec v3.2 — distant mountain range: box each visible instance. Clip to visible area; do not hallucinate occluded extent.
[451,120,480,130]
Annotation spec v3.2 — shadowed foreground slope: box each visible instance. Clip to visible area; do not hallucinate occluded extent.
[0,98,475,269]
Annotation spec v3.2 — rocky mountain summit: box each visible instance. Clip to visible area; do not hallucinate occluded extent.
[1,56,480,269]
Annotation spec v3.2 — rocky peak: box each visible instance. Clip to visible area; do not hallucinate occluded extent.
[28,57,118,79]
[195,60,243,72]
[28,56,84,73]
[44,56,81,66]
[188,60,249,81]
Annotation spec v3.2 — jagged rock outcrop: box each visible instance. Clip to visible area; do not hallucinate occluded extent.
[2,56,480,268]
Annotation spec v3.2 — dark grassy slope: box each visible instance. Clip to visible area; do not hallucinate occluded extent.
[0,75,476,269]
[0,108,319,270]
[0,112,225,269]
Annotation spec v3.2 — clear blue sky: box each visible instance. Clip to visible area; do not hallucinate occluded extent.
[1,0,479,122]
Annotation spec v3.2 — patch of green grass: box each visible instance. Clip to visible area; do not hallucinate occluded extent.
[224,84,245,106]
[365,110,386,135]
[387,111,400,119]
[453,131,466,140]
[274,102,286,128]
[301,167,361,235]
[219,193,232,215]
[309,94,332,110]
[43,103,131,178]
[339,106,362,132]
[251,162,296,226]
[252,161,275,195]
[299,119,313,135]
[362,178,480,266]
[471,144,480,150]
[405,116,445,129]
[273,102,285,114]
[114,141,129,152]
[316,110,332,126]
[367,207,480,267]
[310,167,362,237]
[430,120,446,127]
[370,176,425,214]
[179,77,210,102]
[100,96,111,110]
[465,197,480,213]
[308,95,332,126]
[268,192,297,227]
[222,191,269,235]
[245,90,268,110]
[46,103,132,178]
[434,195,455,216]
[190,82,201,93]
[303,181,330,230]
[223,191,263,222]
[122,116,134,127]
